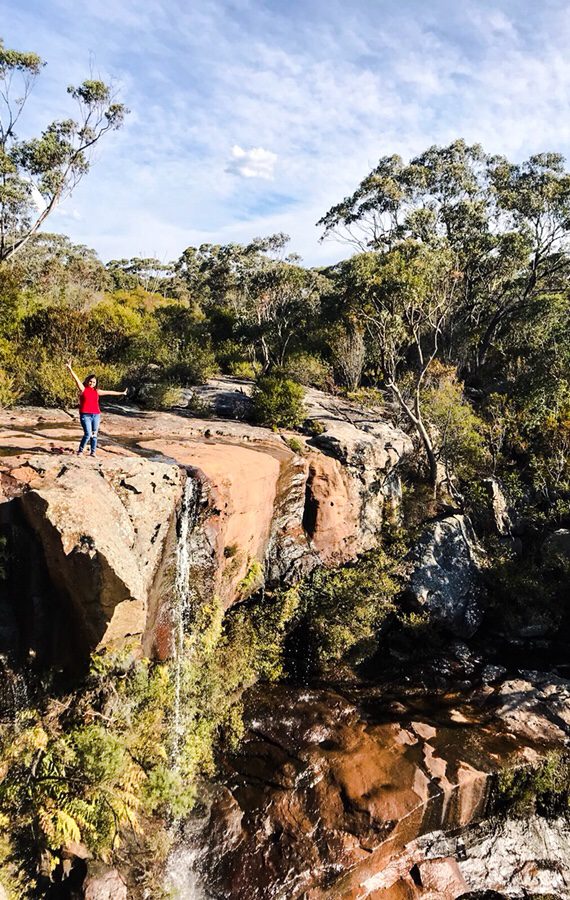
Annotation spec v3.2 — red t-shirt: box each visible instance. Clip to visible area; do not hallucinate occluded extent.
[79,386,101,414]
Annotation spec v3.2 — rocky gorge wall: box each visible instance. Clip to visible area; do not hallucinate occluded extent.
[0,390,411,670]
[2,385,570,900]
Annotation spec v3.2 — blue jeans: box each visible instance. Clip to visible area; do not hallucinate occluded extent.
[79,413,101,454]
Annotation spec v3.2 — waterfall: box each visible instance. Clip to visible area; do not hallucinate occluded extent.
[167,472,210,898]
[172,473,200,766]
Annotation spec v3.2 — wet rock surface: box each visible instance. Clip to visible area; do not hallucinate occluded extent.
[177,670,570,900]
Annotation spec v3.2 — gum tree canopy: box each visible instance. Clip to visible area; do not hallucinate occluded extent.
[318,140,570,372]
[0,38,128,262]
[318,140,570,489]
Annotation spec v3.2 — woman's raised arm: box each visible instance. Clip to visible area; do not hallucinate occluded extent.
[65,360,84,392]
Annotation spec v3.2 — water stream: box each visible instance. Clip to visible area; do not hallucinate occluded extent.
[172,473,201,768]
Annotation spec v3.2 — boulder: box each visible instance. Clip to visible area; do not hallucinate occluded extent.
[5,455,183,664]
[83,863,127,900]
[409,515,485,637]
[478,478,512,537]
[416,857,469,896]
[178,673,570,900]
[457,815,570,898]
[186,376,254,419]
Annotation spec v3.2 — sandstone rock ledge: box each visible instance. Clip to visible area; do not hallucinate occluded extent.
[0,403,411,665]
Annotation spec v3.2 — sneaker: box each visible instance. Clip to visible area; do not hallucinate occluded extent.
[77,450,83,456]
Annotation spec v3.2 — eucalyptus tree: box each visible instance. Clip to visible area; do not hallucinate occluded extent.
[318,140,570,374]
[175,234,328,370]
[15,232,108,301]
[0,38,127,262]
[106,257,175,295]
[333,242,463,489]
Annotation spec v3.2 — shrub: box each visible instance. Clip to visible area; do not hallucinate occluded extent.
[0,368,21,409]
[165,342,217,386]
[185,392,213,418]
[283,352,333,390]
[0,654,187,894]
[89,299,145,363]
[226,359,260,380]
[422,363,489,482]
[140,383,185,410]
[294,545,406,671]
[303,417,325,436]
[13,347,80,408]
[286,436,304,454]
[495,752,570,818]
[253,375,305,429]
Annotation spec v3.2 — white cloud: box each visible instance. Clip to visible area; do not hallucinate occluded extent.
[226,145,277,180]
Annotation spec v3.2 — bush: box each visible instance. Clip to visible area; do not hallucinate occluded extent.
[0,368,21,409]
[185,392,213,418]
[226,359,260,380]
[0,653,187,894]
[495,752,570,818]
[294,546,406,671]
[286,436,304,454]
[139,383,185,410]
[215,340,260,380]
[283,352,333,390]
[89,299,145,362]
[13,347,80,408]
[253,376,305,429]
[165,342,217,386]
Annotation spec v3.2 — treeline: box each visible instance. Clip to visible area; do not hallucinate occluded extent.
[1,140,570,524]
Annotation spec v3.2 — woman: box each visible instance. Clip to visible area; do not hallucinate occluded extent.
[65,361,127,457]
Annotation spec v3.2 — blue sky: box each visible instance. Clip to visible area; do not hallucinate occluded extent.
[3,0,570,265]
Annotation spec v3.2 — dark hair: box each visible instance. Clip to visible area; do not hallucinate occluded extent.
[83,373,98,387]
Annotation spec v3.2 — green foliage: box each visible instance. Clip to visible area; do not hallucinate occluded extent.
[185,392,213,418]
[225,358,259,380]
[295,545,406,670]
[0,367,20,408]
[0,655,184,892]
[14,344,79,407]
[164,343,217,386]
[253,375,305,429]
[237,559,264,599]
[485,543,569,637]
[139,382,184,411]
[286,436,304,454]
[282,351,333,390]
[422,362,488,480]
[495,753,570,817]
[90,299,145,362]
[0,39,127,263]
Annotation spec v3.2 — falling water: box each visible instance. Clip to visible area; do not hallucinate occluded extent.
[166,473,211,898]
[172,473,200,766]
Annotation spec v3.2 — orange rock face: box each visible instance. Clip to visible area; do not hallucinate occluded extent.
[181,677,570,900]
[0,404,410,666]
[140,439,282,607]
[303,454,361,565]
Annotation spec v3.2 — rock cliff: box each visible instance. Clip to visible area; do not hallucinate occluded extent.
[0,398,411,667]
